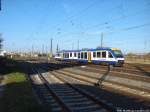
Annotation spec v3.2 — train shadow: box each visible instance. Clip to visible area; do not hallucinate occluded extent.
[95,65,111,87]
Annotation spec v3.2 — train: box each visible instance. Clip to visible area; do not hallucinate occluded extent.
[54,47,124,66]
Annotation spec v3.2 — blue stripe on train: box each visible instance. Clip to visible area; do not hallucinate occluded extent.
[78,59,88,63]
[63,59,76,61]
[63,58,88,63]
[63,58,117,65]
[91,60,117,65]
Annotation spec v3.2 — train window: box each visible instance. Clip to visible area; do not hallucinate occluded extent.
[84,52,87,59]
[81,52,84,59]
[74,52,76,57]
[109,52,113,58]
[70,53,72,57]
[64,53,66,58]
[65,53,68,58]
[65,53,69,58]
[97,52,101,58]
[78,52,80,58]
[93,52,96,57]
[102,51,106,58]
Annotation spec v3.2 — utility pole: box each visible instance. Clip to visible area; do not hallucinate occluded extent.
[50,38,53,57]
[72,43,74,50]
[101,32,103,47]
[46,45,47,55]
[32,44,34,56]
[144,40,147,52]
[77,40,79,50]
[144,40,147,62]
[42,44,44,55]
[56,44,59,53]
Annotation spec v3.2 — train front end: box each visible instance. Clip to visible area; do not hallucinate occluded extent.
[111,48,124,66]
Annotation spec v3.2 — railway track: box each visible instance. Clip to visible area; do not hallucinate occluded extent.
[30,65,115,112]
[55,69,150,98]
[37,63,150,109]
[75,66,150,83]
[51,60,150,78]
[53,61,150,84]
[88,64,150,77]
[24,61,150,109]
[39,62,150,100]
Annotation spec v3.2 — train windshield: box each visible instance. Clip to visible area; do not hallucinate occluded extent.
[113,50,123,58]
[56,53,60,56]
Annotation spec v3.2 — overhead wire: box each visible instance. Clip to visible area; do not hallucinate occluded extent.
[48,0,100,33]
[122,22,150,31]
[83,4,150,31]
[55,2,127,40]
[61,18,150,49]
[26,1,150,51]
[55,1,150,42]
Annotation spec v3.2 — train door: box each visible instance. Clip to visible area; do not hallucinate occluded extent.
[88,52,91,62]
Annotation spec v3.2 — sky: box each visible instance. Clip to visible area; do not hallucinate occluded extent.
[0,0,150,54]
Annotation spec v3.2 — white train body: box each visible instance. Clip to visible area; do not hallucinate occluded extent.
[54,47,124,66]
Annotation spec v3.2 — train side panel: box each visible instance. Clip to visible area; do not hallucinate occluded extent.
[54,48,124,66]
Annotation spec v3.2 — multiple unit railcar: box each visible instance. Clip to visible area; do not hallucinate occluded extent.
[54,47,124,66]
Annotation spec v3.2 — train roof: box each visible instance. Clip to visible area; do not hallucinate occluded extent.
[57,47,120,53]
